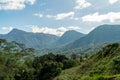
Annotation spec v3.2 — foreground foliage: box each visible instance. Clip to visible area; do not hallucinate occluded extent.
[54,43,120,80]
[0,38,78,80]
[2,38,120,80]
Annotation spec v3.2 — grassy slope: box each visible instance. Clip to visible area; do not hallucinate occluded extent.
[54,43,120,80]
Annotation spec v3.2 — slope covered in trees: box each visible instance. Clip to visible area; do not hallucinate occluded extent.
[2,38,120,80]
[54,43,120,80]
[0,38,78,80]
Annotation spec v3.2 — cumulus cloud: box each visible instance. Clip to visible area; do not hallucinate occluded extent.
[75,0,92,10]
[0,27,13,34]
[82,12,120,23]
[109,0,118,4]
[0,0,36,10]
[31,26,67,36]
[46,12,75,20]
[30,25,81,36]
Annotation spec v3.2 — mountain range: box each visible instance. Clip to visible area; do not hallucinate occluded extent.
[66,25,120,49]
[0,29,85,51]
[1,24,120,55]
[39,24,120,55]
[0,29,59,49]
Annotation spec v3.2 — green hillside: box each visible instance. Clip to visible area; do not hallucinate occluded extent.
[2,38,120,80]
[0,38,78,80]
[54,43,120,80]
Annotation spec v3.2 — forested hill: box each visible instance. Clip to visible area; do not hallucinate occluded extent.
[0,38,79,80]
[55,43,120,80]
[2,37,120,80]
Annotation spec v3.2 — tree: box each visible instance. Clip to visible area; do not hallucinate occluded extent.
[0,38,7,50]
[38,61,62,80]
[62,59,77,69]
[111,56,120,74]
[55,54,68,62]
[71,53,79,60]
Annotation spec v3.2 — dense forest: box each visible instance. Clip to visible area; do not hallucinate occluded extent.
[0,38,79,80]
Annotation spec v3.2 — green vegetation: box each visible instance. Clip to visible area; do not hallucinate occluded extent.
[2,38,120,80]
[32,53,78,80]
[54,43,120,80]
[0,38,78,80]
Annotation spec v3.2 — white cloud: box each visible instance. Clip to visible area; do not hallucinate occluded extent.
[31,26,67,36]
[109,0,118,4]
[34,11,79,20]
[46,12,75,20]
[0,0,36,10]
[30,25,81,36]
[75,0,92,10]
[82,12,120,23]
[34,13,43,18]
[0,27,13,34]
[67,26,81,31]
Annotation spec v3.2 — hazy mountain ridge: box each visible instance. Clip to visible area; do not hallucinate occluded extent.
[0,29,84,53]
[42,24,120,55]
[1,25,120,55]
[0,28,59,49]
[66,25,120,50]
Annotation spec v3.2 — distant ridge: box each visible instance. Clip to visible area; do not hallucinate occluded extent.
[54,30,85,46]
[66,24,120,49]
[1,25,120,55]
[0,28,59,49]
[0,29,85,54]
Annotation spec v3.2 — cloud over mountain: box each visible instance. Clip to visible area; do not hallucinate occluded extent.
[31,25,81,36]
[0,27,13,34]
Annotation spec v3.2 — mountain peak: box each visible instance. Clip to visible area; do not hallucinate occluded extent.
[56,30,85,45]
[90,24,120,34]
[11,28,24,32]
[64,30,84,35]
[8,28,27,35]
[95,24,120,30]
[12,28,20,31]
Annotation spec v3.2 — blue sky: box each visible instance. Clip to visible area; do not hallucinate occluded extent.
[0,0,120,36]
